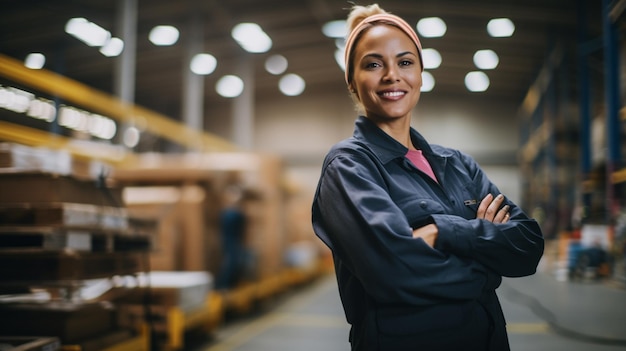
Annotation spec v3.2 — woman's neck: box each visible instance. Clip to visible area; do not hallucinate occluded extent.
[371,116,414,149]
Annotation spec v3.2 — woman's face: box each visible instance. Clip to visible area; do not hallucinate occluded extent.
[350,24,422,122]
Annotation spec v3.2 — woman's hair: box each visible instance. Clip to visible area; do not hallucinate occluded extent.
[346,4,388,33]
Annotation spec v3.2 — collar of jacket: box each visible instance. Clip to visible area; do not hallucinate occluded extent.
[352,115,443,164]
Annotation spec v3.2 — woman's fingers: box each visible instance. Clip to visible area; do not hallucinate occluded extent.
[476,193,493,219]
[412,224,438,248]
[477,193,509,223]
[493,205,510,223]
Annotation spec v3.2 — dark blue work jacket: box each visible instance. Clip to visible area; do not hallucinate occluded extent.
[312,116,544,350]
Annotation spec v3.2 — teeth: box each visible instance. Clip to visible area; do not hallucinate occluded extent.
[382,91,404,97]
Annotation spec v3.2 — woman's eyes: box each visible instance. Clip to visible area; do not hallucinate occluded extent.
[364,60,414,69]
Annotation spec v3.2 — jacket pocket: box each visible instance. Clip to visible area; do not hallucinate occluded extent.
[396,197,446,228]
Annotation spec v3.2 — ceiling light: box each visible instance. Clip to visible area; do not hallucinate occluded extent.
[487,18,515,37]
[322,20,347,38]
[123,126,140,148]
[231,23,272,53]
[473,49,499,69]
[421,48,442,69]
[416,17,447,38]
[149,25,179,46]
[100,37,124,57]
[88,114,117,140]
[190,53,217,75]
[465,71,490,92]
[265,54,288,75]
[65,17,111,47]
[24,53,45,69]
[334,38,346,50]
[279,74,305,96]
[421,71,435,92]
[216,75,244,98]
[334,49,345,72]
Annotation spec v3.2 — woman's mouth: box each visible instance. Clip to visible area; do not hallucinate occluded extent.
[379,90,406,99]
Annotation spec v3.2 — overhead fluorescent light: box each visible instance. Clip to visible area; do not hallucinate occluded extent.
[216,75,244,98]
[421,71,435,92]
[473,49,499,69]
[25,53,46,69]
[265,54,288,75]
[279,73,305,96]
[465,71,490,92]
[322,20,347,38]
[100,37,124,57]
[190,53,217,75]
[231,23,272,53]
[416,17,447,38]
[422,48,442,69]
[149,25,179,46]
[487,18,515,37]
[65,17,111,47]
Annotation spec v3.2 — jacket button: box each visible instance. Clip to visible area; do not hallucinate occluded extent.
[420,201,427,208]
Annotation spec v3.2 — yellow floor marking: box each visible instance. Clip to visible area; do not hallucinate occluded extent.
[204,312,285,351]
[204,276,344,351]
[279,313,348,328]
[507,322,550,334]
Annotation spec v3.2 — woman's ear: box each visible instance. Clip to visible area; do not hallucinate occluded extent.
[349,84,358,97]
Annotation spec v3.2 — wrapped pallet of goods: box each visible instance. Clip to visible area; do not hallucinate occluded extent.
[0,143,151,351]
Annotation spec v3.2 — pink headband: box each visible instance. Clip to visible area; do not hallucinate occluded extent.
[344,13,423,84]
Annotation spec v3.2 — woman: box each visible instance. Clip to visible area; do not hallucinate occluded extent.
[311,4,544,350]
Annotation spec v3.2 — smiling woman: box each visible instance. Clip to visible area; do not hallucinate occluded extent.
[311,4,544,351]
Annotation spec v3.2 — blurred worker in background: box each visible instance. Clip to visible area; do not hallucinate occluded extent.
[215,185,246,290]
[311,4,544,350]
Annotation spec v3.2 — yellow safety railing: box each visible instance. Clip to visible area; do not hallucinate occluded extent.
[0,53,237,156]
[0,120,137,165]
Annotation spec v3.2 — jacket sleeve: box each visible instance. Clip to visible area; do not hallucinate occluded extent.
[312,151,493,306]
[432,151,544,278]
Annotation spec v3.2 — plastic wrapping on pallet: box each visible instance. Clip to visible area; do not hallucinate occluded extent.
[0,142,112,181]
[115,271,213,312]
[0,143,72,176]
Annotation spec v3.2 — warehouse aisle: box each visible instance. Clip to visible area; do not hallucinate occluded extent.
[197,267,626,351]
[199,274,349,351]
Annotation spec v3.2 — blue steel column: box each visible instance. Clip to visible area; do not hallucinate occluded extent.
[604,0,622,222]
[578,0,592,214]
[546,61,558,232]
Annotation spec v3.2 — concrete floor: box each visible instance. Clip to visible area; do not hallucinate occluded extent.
[194,263,626,351]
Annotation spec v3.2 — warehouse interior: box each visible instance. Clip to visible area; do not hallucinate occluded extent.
[0,0,625,350]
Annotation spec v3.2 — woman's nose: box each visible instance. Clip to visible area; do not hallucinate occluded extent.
[382,66,400,82]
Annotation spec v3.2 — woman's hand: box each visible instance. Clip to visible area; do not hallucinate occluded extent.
[412,223,438,248]
[477,193,510,223]
[412,193,509,248]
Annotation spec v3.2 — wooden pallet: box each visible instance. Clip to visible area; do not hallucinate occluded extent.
[0,226,152,253]
[0,251,148,282]
[0,172,123,207]
[0,203,129,230]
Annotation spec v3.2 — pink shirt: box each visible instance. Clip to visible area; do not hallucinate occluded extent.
[406,149,438,183]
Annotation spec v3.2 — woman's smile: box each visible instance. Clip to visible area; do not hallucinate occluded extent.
[378,89,407,100]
